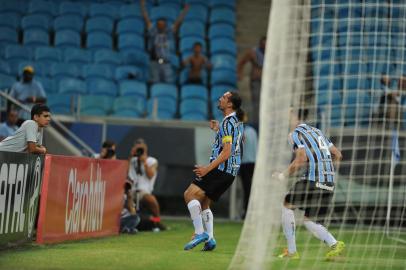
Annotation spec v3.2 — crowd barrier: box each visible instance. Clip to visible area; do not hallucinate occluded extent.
[0,152,128,247]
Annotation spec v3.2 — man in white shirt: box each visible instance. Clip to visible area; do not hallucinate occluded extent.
[128,138,165,230]
[0,104,51,154]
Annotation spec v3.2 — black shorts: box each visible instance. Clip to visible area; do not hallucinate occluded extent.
[192,169,235,202]
[285,180,334,219]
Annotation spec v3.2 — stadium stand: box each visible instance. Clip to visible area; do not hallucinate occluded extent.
[0,0,238,121]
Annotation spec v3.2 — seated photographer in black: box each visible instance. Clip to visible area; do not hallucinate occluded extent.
[120,181,140,234]
[128,138,166,231]
[94,140,116,159]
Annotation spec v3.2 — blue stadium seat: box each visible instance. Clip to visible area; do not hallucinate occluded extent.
[5,45,33,60]
[119,4,143,19]
[51,63,82,79]
[210,38,237,56]
[83,64,114,79]
[23,29,49,46]
[0,1,26,15]
[118,33,145,51]
[209,8,236,26]
[150,83,178,101]
[147,97,177,119]
[35,47,62,62]
[180,99,208,119]
[211,54,236,71]
[85,17,114,34]
[181,85,208,101]
[112,96,146,118]
[59,78,87,95]
[59,2,87,18]
[211,69,237,87]
[36,76,55,94]
[0,74,16,91]
[53,15,83,32]
[184,4,208,23]
[209,0,236,9]
[179,69,208,86]
[120,49,150,68]
[150,6,177,24]
[28,1,57,19]
[0,62,11,75]
[55,30,81,48]
[210,84,230,102]
[115,65,146,81]
[87,78,118,97]
[0,12,21,30]
[0,27,18,44]
[80,95,113,116]
[21,14,51,31]
[86,32,113,50]
[119,80,148,98]
[47,93,74,114]
[185,0,209,6]
[117,18,145,35]
[94,49,121,66]
[180,36,206,55]
[179,21,205,39]
[181,112,208,121]
[64,48,92,64]
[89,3,118,20]
[208,23,235,40]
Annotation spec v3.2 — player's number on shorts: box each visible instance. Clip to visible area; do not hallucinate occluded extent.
[317,136,331,156]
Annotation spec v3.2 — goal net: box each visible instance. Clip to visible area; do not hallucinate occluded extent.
[230,0,406,269]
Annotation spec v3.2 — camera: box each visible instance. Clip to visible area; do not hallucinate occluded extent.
[134,147,144,157]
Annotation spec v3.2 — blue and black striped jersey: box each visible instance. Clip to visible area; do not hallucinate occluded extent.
[210,112,244,176]
[290,124,335,183]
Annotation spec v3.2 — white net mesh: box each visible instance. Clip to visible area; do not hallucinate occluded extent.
[229,0,406,269]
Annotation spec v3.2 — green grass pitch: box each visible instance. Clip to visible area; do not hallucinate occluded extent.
[0,219,405,270]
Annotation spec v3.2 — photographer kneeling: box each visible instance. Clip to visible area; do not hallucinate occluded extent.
[128,138,166,231]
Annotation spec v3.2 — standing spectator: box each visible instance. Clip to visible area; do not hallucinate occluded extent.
[239,115,258,219]
[0,110,19,141]
[237,36,266,128]
[9,66,47,122]
[375,74,404,129]
[141,0,189,83]
[128,138,166,231]
[182,42,211,85]
[0,104,51,154]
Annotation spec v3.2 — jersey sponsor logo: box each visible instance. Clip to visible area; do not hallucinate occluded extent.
[316,182,334,191]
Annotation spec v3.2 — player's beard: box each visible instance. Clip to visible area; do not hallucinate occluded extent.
[217,101,224,111]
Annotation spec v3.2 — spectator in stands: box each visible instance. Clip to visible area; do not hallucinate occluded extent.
[120,181,141,234]
[237,36,266,128]
[375,74,404,128]
[94,140,117,159]
[141,0,189,83]
[182,42,211,85]
[0,110,19,141]
[9,66,47,122]
[239,114,258,219]
[128,138,166,231]
[0,104,50,154]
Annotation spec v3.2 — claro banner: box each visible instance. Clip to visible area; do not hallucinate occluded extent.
[36,155,127,244]
[0,152,44,247]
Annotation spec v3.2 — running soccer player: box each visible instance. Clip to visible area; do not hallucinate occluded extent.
[276,109,345,260]
[183,91,244,251]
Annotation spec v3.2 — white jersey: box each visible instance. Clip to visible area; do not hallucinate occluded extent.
[0,120,43,152]
[128,156,158,193]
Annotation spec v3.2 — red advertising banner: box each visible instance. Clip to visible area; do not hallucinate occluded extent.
[36,155,127,244]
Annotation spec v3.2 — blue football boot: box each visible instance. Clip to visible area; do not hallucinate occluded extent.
[201,238,217,251]
[184,232,209,250]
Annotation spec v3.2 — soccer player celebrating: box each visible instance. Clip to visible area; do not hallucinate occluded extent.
[183,91,244,251]
[276,109,345,260]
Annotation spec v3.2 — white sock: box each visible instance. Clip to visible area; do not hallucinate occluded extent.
[303,220,337,247]
[187,200,204,235]
[282,206,296,254]
[202,208,214,239]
